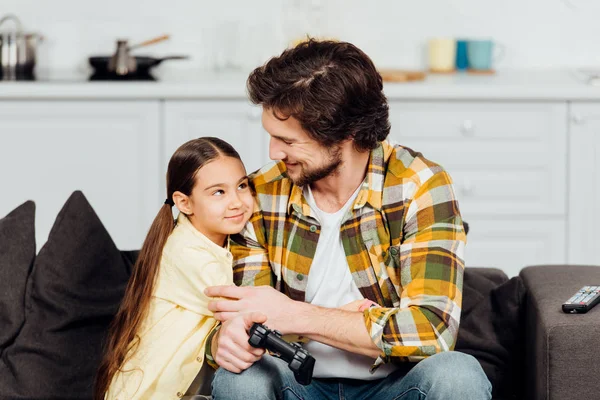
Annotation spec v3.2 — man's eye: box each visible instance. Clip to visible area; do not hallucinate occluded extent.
[213,190,224,196]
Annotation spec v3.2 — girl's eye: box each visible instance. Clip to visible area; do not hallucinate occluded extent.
[238,182,248,190]
[213,190,224,196]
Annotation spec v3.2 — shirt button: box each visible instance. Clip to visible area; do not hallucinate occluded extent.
[297,273,304,281]
[390,248,399,256]
[309,225,317,232]
[196,356,202,362]
[177,392,183,398]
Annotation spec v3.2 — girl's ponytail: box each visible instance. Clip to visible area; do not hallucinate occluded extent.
[94,202,175,399]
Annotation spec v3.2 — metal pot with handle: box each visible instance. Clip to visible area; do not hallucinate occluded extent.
[0,14,43,80]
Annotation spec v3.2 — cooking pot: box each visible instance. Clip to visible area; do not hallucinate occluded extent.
[0,14,43,80]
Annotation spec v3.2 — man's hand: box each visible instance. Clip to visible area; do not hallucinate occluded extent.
[212,311,267,373]
[205,285,298,333]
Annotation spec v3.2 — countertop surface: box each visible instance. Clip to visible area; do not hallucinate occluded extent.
[1,68,600,100]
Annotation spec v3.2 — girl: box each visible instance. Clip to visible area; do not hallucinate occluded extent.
[95,137,255,399]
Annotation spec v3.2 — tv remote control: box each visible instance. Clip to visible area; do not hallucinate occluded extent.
[562,286,600,314]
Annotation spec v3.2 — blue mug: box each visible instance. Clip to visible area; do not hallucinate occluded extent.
[455,40,469,71]
[467,40,504,71]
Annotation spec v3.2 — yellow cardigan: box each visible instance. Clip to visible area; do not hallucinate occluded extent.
[105,213,233,400]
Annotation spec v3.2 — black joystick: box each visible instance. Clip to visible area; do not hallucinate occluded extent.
[248,323,315,385]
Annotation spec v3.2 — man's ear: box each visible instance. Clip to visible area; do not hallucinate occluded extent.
[173,191,193,215]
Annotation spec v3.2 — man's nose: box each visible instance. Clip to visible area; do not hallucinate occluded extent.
[269,137,285,161]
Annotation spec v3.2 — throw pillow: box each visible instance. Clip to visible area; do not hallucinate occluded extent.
[0,201,36,351]
[456,268,526,400]
[0,191,134,399]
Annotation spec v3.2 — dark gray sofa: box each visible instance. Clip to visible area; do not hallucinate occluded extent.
[520,265,600,400]
[1,192,598,400]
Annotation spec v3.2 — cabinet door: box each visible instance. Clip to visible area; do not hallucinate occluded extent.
[465,218,566,277]
[387,101,568,217]
[568,103,600,265]
[163,101,269,175]
[0,101,161,250]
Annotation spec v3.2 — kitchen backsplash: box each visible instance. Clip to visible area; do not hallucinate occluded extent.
[3,0,600,74]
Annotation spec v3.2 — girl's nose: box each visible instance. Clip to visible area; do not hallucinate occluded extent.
[229,192,243,209]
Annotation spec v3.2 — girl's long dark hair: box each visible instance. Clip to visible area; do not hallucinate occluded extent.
[94,137,241,399]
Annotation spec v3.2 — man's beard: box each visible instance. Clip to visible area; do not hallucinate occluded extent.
[289,146,342,187]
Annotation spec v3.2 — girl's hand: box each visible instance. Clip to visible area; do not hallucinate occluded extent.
[339,299,378,312]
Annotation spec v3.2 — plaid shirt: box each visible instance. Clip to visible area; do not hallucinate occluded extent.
[229,140,466,370]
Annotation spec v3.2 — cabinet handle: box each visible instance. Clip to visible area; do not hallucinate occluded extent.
[571,113,585,125]
[460,120,475,136]
[247,107,262,120]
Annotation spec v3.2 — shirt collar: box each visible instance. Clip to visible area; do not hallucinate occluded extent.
[176,213,232,258]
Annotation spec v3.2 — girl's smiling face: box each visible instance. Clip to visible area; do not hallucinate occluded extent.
[180,155,254,246]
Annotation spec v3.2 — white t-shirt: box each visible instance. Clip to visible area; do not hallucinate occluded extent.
[303,186,396,380]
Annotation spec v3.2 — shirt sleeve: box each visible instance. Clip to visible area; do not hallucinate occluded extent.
[229,208,275,288]
[363,169,466,368]
[155,246,233,316]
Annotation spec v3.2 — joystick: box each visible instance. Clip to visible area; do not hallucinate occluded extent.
[248,323,315,385]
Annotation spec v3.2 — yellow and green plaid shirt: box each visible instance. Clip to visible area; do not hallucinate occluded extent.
[229,140,466,370]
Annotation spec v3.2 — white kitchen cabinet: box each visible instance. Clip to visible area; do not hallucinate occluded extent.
[163,100,270,176]
[568,102,600,265]
[463,217,566,277]
[0,101,162,250]
[388,101,568,217]
[388,101,569,274]
[0,95,589,278]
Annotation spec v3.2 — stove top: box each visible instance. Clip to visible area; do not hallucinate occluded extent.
[0,70,158,82]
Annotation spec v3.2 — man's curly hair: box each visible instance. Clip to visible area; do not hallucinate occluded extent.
[247,39,390,152]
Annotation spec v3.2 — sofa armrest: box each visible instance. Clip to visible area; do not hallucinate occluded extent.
[520,265,600,400]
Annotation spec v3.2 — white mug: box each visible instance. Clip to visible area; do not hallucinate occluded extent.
[428,38,456,73]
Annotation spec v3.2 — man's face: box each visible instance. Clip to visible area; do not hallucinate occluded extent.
[262,108,341,187]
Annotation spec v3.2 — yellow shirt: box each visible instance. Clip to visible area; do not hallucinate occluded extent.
[105,214,233,400]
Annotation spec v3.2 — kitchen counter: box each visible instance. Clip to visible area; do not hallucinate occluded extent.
[1,69,600,100]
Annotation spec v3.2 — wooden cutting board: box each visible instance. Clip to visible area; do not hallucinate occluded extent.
[379,69,427,82]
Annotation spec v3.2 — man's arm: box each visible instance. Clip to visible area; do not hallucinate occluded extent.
[280,302,382,358]
[230,206,275,287]
[207,284,380,357]
[360,168,466,361]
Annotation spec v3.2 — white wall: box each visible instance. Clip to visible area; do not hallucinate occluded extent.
[2,0,600,75]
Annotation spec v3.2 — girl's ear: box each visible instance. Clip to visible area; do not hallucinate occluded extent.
[173,191,193,215]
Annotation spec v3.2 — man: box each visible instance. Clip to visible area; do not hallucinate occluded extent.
[204,39,491,399]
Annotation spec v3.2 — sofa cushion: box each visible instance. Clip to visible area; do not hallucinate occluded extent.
[0,191,134,399]
[0,201,36,351]
[457,268,526,400]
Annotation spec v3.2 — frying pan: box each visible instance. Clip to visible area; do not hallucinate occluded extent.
[88,55,189,79]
